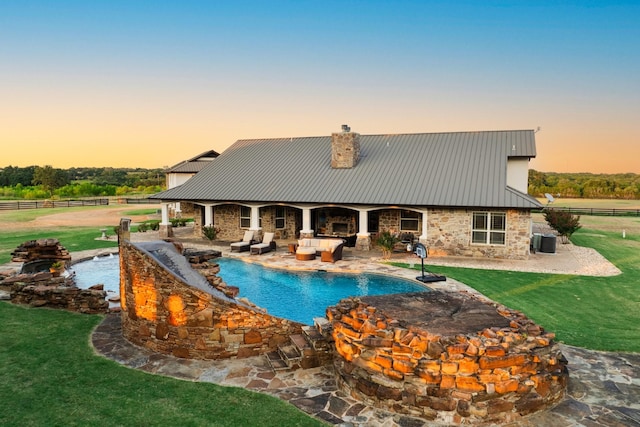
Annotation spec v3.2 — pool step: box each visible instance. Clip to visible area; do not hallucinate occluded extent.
[278,343,303,370]
[265,351,289,371]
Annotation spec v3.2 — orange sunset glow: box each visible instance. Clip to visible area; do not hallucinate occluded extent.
[2,2,638,173]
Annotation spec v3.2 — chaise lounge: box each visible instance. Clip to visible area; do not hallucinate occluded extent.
[250,232,276,255]
[230,230,255,252]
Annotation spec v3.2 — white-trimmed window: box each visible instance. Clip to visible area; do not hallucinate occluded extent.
[240,206,251,228]
[400,210,419,232]
[275,207,286,229]
[472,212,506,245]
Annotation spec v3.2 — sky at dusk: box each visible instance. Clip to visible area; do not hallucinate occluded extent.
[1,1,638,173]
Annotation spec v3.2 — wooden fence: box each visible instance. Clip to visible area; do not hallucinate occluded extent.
[534,207,640,217]
[117,198,157,204]
[0,199,110,210]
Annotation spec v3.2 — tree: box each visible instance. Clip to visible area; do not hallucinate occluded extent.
[543,209,582,244]
[32,165,69,196]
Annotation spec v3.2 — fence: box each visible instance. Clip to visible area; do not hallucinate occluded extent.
[534,207,640,217]
[0,199,110,210]
[118,198,157,204]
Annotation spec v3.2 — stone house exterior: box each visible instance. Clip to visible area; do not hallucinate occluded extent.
[151,126,541,259]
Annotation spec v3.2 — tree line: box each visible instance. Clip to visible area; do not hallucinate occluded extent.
[528,170,640,199]
[0,165,165,199]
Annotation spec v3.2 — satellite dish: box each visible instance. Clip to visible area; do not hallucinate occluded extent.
[544,193,555,204]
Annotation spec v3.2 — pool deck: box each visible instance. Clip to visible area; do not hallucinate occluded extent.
[2,231,639,426]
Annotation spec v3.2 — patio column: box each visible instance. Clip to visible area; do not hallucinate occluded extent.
[250,206,261,231]
[159,202,173,238]
[203,204,213,226]
[300,207,314,239]
[356,209,371,251]
[419,210,428,244]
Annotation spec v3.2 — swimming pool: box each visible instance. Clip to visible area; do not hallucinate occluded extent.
[72,255,429,324]
[71,255,120,306]
[216,257,429,324]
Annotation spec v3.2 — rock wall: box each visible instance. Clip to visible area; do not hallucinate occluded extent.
[327,293,567,425]
[11,238,72,263]
[119,240,303,359]
[7,273,108,314]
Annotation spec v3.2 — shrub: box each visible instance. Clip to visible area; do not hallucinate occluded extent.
[543,209,582,243]
[138,223,148,233]
[149,221,160,231]
[376,231,399,259]
[202,225,221,242]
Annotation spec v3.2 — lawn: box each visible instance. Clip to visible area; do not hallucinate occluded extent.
[0,303,323,427]
[394,227,640,352]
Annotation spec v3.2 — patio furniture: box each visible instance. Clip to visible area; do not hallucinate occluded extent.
[296,238,344,262]
[250,232,276,255]
[295,247,316,261]
[230,230,255,252]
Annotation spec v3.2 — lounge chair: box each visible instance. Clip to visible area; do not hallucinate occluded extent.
[250,232,276,255]
[230,230,255,252]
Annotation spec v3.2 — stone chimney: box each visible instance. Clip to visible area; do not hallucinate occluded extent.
[331,124,360,168]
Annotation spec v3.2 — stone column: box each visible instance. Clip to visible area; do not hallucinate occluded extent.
[159,202,173,238]
[300,207,314,239]
[356,209,371,251]
[119,217,131,242]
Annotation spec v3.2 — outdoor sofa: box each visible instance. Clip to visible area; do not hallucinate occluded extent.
[296,238,344,262]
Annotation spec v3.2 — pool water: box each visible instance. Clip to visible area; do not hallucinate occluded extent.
[71,255,120,304]
[72,255,430,324]
[216,257,429,325]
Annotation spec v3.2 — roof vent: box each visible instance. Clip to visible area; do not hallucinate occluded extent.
[341,124,351,132]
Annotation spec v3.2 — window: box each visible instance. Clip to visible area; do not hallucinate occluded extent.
[472,212,506,245]
[275,207,286,229]
[400,210,419,232]
[240,206,251,228]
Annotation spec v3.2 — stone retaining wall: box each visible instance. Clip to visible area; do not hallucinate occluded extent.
[327,293,568,425]
[7,273,108,314]
[119,240,303,359]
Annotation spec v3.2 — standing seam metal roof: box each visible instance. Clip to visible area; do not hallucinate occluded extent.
[151,130,540,209]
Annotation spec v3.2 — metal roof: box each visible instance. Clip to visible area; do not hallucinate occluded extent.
[165,160,213,174]
[164,149,220,173]
[152,130,541,209]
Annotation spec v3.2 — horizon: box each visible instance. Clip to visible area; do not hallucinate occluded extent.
[2,1,638,173]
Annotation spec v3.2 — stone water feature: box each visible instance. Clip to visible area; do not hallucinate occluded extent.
[4,239,109,314]
[118,239,302,359]
[326,292,568,425]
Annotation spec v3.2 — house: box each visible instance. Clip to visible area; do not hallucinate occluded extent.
[163,149,219,216]
[150,126,542,259]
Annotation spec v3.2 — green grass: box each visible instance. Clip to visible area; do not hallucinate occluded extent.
[0,304,321,427]
[392,227,640,352]
[0,227,118,264]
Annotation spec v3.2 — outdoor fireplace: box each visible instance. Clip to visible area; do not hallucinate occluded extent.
[332,223,349,234]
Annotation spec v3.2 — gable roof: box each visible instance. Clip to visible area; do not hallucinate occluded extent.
[164,149,220,174]
[151,130,541,209]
